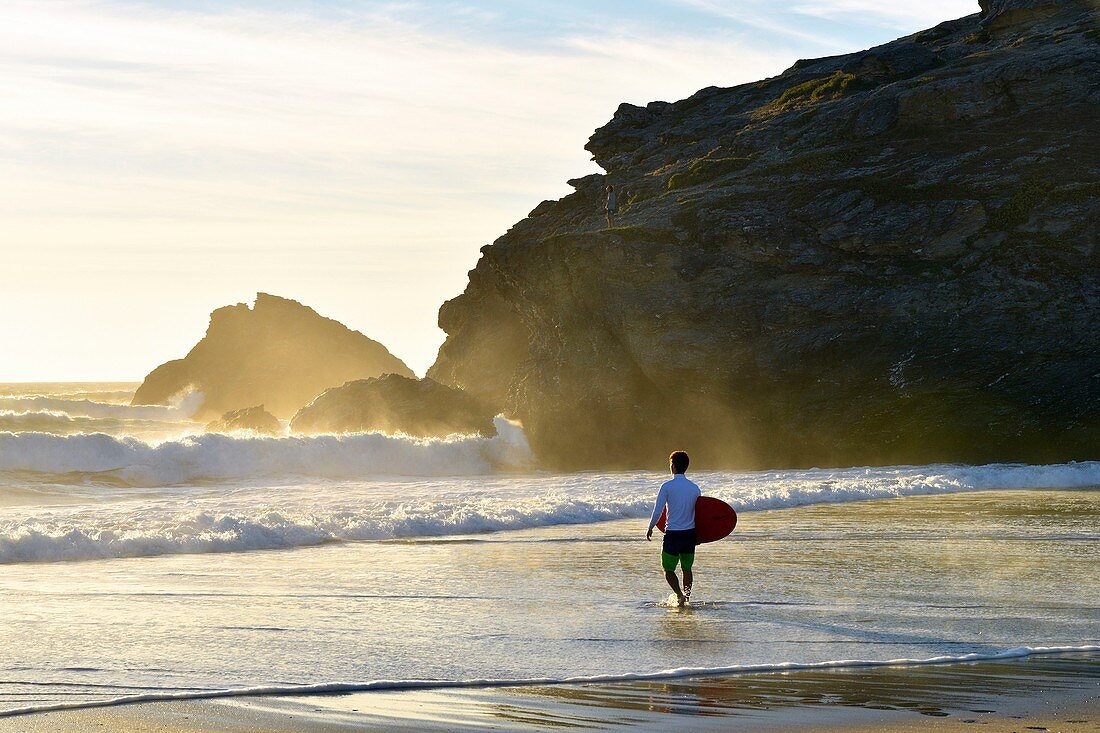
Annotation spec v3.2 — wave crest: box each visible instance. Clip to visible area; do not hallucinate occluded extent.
[0,416,532,485]
[0,494,636,563]
[0,460,1095,564]
[0,410,187,437]
[0,393,202,421]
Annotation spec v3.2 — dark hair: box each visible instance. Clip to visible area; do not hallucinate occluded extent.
[669,451,689,474]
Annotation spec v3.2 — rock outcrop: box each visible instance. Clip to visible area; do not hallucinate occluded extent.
[290,374,496,437]
[134,294,413,420]
[205,405,282,434]
[429,0,1099,469]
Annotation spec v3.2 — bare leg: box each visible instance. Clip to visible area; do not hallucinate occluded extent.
[682,569,693,602]
[606,212,612,228]
[664,571,686,605]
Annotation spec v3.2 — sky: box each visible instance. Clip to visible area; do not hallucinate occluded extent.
[1,0,978,381]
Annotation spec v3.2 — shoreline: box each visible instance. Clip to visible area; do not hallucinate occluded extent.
[2,644,1096,720]
[2,650,1096,732]
[3,489,1095,731]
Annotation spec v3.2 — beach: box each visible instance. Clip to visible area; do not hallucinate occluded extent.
[2,652,1095,731]
[1,384,1097,730]
[6,0,1098,728]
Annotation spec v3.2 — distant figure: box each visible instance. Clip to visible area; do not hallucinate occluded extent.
[605,184,618,228]
[646,450,701,607]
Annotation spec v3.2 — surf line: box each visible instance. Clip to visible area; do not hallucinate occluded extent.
[2,645,1097,718]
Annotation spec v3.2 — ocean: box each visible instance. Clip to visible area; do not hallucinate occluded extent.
[0,383,1097,717]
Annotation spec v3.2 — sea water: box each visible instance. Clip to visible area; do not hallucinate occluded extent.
[0,383,1097,716]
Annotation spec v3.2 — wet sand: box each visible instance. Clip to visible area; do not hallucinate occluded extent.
[2,652,1095,732]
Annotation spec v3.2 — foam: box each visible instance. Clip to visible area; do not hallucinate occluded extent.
[0,410,185,437]
[0,645,1094,718]
[710,461,1100,513]
[0,460,1095,564]
[0,392,203,421]
[0,416,531,486]
[0,492,639,563]
[0,389,136,404]
[0,410,77,431]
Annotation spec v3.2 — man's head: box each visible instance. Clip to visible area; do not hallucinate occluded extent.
[669,451,689,475]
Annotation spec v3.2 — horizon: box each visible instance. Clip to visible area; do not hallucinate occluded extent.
[2,2,1098,728]
[2,0,978,381]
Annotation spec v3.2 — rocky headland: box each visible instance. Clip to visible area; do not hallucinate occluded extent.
[133,294,413,420]
[290,374,496,438]
[429,0,1099,469]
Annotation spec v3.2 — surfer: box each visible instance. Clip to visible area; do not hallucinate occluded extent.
[646,451,701,607]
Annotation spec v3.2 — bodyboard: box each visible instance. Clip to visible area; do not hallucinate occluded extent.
[657,496,737,543]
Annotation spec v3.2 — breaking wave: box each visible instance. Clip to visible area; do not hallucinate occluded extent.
[0,460,1095,564]
[0,416,531,486]
[0,410,184,436]
[0,389,136,404]
[0,492,637,563]
[0,392,203,421]
[0,410,82,431]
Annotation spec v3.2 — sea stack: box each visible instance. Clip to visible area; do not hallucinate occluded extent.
[133,293,414,420]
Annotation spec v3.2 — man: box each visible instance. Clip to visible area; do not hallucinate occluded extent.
[605,184,618,228]
[646,450,700,607]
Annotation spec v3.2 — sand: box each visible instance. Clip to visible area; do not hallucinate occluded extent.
[2,651,1095,732]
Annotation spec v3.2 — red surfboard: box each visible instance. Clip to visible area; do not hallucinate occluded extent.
[657,496,737,544]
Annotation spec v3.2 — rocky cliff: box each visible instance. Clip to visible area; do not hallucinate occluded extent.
[429,0,1100,469]
[133,294,413,420]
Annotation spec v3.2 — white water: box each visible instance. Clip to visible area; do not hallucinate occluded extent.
[1,645,1094,719]
[1,461,1098,564]
[0,391,203,421]
[0,415,531,485]
[0,384,1096,716]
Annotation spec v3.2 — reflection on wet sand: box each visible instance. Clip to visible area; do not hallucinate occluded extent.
[241,652,1097,732]
[513,652,1098,721]
[0,654,1095,733]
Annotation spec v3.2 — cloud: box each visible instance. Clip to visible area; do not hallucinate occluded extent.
[789,0,979,29]
[1,0,799,378]
[667,0,978,41]
[1,1,792,206]
[663,0,852,49]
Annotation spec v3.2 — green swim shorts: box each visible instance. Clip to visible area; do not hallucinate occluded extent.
[661,551,695,572]
[661,528,696,572]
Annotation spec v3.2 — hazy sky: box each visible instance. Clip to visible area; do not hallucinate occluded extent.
[1,0,977,381]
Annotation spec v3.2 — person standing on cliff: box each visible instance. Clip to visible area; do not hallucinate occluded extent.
[605,184,618,228]
[646,451,700,607]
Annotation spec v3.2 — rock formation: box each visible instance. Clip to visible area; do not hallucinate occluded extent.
[429,0,1099,469]
[290,374,496,438]
[134,294,413,420]
[205,405,282,435]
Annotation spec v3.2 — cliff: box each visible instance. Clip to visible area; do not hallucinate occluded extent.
[133,294,413,420]
[429,0,1100,469]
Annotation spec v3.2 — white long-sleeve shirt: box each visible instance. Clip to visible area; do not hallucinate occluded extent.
[648,473,701,531]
